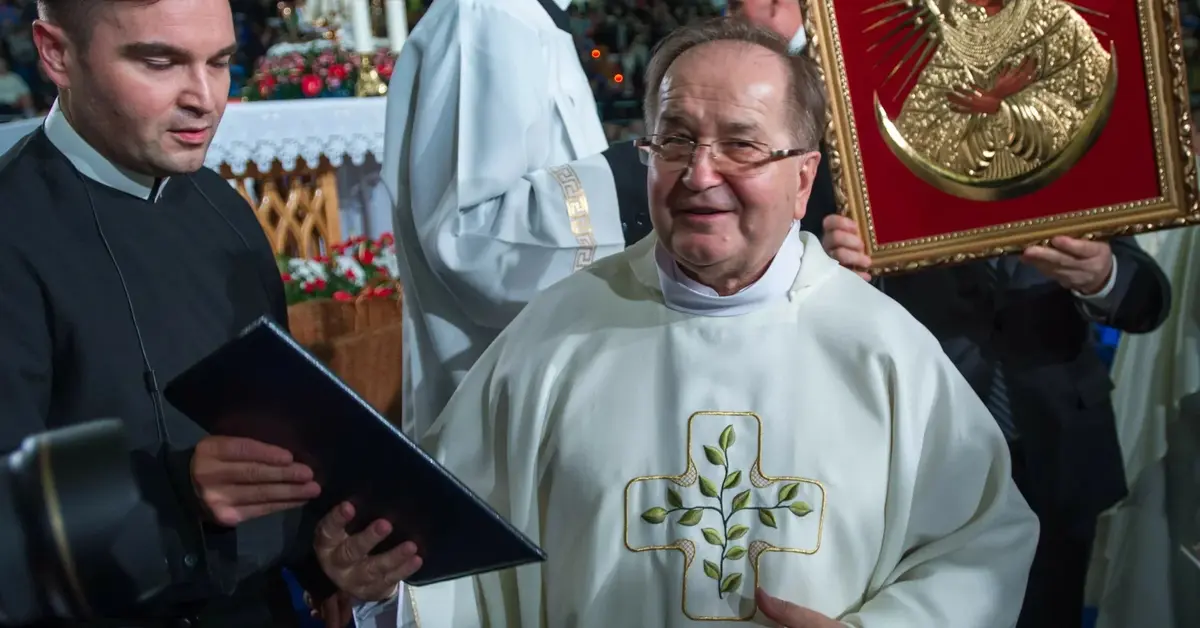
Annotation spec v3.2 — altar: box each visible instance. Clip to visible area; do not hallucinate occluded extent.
[0,97,390,256]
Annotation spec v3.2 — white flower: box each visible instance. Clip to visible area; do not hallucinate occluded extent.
[287,258,327,282]
[335,255,367,286]
[374,249,400,278]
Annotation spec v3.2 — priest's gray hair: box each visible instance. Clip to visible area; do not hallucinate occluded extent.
[642,18,827,150]
[38,0,160,46]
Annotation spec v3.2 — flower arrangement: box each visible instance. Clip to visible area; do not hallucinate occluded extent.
[279,233,400,304]
[244,48,397,101]
[281,233,405,423]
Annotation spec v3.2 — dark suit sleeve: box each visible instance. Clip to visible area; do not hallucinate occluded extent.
[0,238,51,452]
[1080,237,1171,334]
[186,174,335,599]
[602,140,652,247]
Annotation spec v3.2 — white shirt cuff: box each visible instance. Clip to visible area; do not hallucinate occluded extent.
[352,585,403,626]
[790,25,808,53]
[1072,253,1119,302]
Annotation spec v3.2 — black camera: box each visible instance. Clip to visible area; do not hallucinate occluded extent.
[0,419,171,626]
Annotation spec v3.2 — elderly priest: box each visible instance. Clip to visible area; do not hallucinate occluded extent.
[338,19,1039,628]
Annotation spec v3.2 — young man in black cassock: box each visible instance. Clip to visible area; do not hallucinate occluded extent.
[0,0,368,625]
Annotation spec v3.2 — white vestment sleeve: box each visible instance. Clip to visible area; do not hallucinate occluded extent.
[840,348,1040,627]
[381,1,627,330]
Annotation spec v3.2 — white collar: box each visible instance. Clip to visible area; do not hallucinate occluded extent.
[790,25,808,53]
[554,0,571,10]
[43,99,168,202]
[655,222,804,317]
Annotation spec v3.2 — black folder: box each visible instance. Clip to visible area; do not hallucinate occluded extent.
[163,316,546,586]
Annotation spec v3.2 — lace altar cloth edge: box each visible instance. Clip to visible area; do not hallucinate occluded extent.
[0,98,387,176]
[206,98,386,174]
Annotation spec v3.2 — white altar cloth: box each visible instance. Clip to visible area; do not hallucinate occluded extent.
[0,98,391,239]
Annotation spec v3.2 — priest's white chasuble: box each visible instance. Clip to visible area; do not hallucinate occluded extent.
[361,232,1038,627]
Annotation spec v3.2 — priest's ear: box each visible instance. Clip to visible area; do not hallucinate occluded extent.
[792,151,820,221]
[32,19,74,90]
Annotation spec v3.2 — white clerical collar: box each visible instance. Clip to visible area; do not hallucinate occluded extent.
[790,25,808,53]
[655,222,804,317]
[554,0,571,9]
[44,99,168,202]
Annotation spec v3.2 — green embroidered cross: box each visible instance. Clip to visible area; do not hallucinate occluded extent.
[624,411,827,621]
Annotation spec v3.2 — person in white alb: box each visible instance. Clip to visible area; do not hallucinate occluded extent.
[376,0,653,442]
[322,18,1039,628]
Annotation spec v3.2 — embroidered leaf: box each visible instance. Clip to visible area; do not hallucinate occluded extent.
[641,507,667,524]
[723,470,742,489]
[759,509,778,528]
[720,572,743,594]
[725,546,747,560]
[778,482,801,503]
[678,508,704,526]
[703,560,720,580]
[728,524,750,540]
[719,425,736,450]
[702,527,724,546]
[666,488,683,509]
[732,490,751,512]
[699,476,719,498]
[790,501,814,517]
[703,445,726,466]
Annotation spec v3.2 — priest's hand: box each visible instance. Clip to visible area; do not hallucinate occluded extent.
[756,588,842,628]
[820,215,872,281]
[1020,236,1114,295]
[314,501,423,601]
[190,436,321,526]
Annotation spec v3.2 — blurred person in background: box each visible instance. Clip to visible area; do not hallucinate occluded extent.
[0,55,34,118]
[372,0,653,449]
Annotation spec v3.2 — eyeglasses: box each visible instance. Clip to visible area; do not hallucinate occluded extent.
[634,135,811,173]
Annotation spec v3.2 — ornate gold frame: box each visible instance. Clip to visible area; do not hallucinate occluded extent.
[804,0,1200,274]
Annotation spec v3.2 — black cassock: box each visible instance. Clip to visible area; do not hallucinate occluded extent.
[0,128,332,625]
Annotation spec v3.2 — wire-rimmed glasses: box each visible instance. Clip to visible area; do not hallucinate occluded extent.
[634,134,812,173]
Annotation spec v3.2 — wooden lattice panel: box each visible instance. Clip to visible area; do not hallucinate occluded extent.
[221,157,342,258]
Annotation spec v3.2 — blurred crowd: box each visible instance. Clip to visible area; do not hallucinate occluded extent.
[0,0,50,119]
[0,0,728,128]
[567,0,725,140]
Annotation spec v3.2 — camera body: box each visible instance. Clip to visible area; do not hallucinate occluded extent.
[0,419,171,626]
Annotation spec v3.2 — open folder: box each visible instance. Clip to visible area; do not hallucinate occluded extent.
[164,316,546,586]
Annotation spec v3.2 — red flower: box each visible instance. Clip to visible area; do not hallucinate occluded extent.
[281,272,292,282]
[345,269,357,281]
[372,286,395,298]
[329,64,348,81]
[333,290,353,302]
[373,265,389,277]
[258,75,277,98]
[378,233,395,246]
[313,278,327,290]
[359,249,375,265]
[303,281,316,293]
[300,74,323,97]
